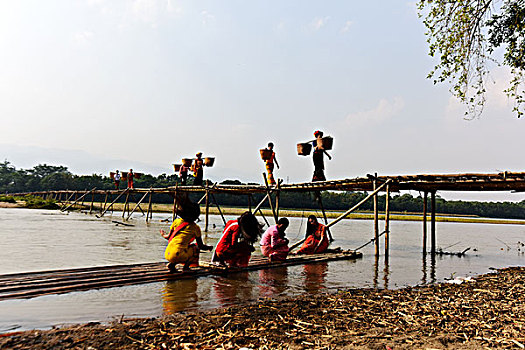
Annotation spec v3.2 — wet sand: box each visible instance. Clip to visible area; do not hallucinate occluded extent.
[1,266,523,349]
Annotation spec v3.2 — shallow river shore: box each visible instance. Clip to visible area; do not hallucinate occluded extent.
[1,266,523,349]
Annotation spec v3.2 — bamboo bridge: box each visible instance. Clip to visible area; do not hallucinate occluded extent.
[11,171,525,258]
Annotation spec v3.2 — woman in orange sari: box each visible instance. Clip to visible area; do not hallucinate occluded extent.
[296,215,329,255]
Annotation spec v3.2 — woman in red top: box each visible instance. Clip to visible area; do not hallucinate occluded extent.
[211,212,262,267]
[296,215,329,254]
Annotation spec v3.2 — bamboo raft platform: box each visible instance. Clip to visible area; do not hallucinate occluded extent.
[0,250,362,301]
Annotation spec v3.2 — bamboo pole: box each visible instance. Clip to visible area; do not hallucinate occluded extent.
[326,179,391,229]
[423,191,428,255]
[373,178,379,257]
[250,194,270,227]
[122,191,130,218]
[262,173,278,223]
[80,190,86,210]
[290,180,392,251]
[210,193,227,225]
[125,191,150,221]
[89,191,95,214]
[317,193,334,242]
[60,191,76,210]
[384,184,390,259]
[98,189,128,217]
[146,190,153,223]
[431,190,436,255]
[205,186,210,232]
[61,188,96,212]
[102,191,109,214]
[172,185,178,222]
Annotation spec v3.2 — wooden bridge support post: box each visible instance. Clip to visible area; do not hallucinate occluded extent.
[262,173,278,223]
[384,184,390,259]
[211,193,227,226]
[80,190,86,210]
[317,193,334,242]
[101,192,109,214]
[172,186,178,222]
[423,191,428,255]
[126,191,150,221]
[122,191,130,219]
[89,191,95,214]
[430,190,436,255]
[249,194,271,227]
[146,190,153,223]
[205,187,210,232]
[373,179,379,256]
[98,189,128,217]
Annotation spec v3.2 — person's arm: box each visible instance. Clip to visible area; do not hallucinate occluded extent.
[274,156,280,169]
[270,231,287,247]
[160,228,172,240]
[196,236,213,251]
[314,226,327,251]
[324,150,332,160]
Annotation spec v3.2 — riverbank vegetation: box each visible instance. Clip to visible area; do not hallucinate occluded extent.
[2,161,525,220]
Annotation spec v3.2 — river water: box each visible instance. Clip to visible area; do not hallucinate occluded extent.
[0,207,524,331]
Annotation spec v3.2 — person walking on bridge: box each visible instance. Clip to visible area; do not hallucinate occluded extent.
[192,153,204,186]
[263,142,279,186]
[312,130,331,182]
[127,169,134,189]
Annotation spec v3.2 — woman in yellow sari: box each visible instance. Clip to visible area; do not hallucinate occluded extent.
[160,201,212,272]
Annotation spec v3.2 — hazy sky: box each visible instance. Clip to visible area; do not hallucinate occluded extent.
[1,1,523,201]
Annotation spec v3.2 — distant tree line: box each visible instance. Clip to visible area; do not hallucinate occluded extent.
[2,161,525,219]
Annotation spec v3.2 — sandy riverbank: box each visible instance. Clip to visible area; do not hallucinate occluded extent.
[1,266,523,349]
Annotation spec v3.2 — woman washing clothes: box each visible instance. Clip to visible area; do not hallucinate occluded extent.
[211,211,262,267]
[160,199,213,272]
[296,215,329,255]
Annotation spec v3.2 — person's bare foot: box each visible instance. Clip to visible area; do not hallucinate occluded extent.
[166,262,177,273]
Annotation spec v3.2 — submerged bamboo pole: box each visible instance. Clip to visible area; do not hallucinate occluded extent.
[431,190,436,255]
[205,187,210,232]
[384,184,390,259]
[146,190,153,223]
[374,179,379,256]
[423,191,428,255]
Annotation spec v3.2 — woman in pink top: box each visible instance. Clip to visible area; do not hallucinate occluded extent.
[260,218,290,262]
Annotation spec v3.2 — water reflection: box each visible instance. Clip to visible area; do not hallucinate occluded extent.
[212,272,255,306]
[421,254,437,284]
[162,279,199,315]
[258,267,288,298]
[373,256,379,288]
[383,258,390,289]
[302,262,328,293]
